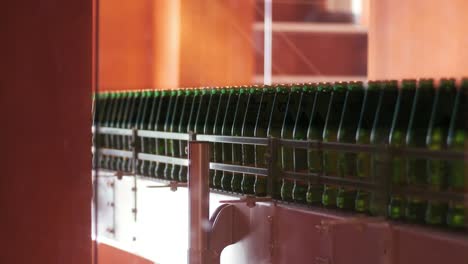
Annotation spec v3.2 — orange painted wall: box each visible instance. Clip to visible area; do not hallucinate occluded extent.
[99,0,154,90]
[1,0,92,263]
[368,0,468,80]
[99,0,254,90]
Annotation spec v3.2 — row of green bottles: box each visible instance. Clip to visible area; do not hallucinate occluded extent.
[94,79,466,229]
[94,90,142,172]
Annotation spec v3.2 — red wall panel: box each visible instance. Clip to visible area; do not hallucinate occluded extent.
[0,1,93,263]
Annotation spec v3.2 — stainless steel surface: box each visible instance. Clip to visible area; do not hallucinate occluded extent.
[197,134,269,145]
[188,141,211,264]
[209,162,269,176]
[93,126,133,136]
[98,148,134,158]
[137,130,190,140]
[138,153,189,166]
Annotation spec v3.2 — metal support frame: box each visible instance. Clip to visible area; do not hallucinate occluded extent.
[92,126,468,263]
[188,141,211,264]
[93,125,468,213]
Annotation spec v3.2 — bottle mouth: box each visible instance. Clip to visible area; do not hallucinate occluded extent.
[401,79,417,89]
[333,82,347,92]
[439,78,456,90]
[317,82,332,92]
[367,81,382,91]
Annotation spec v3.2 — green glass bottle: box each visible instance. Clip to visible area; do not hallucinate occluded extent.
[241,86,262,194]
[164,89,184,180]
[221,87,240,191]
[306,83,331,204]
[132,90,147,172]
[116,91,132,171]
[369,80,398,216]
[212,88,229,189]
[115,91,129,150]
[292,83,317,204]
[231,87,249,193]
[387,80,416,220]
[446,78,467,228]
[119,91,133,172]
[102,91,117,148]
[355,81,381,213]
[96,92,110,168]
[159,90,176,179]
[195,88,211,134]
[405,79,435,222]
[253,86,276,196]
[280,84,301,202]
[109,92,124,170]
[188,87,211,182]
[154,90,172,178]
[322,82,347,207]
[126,91,142,172]
[336,81,365,210]
[204,88,221,187]
[138,90,154,175]
[176,89,194,181]
[425,79,457,225]
[103,91,118,169]
[265,85,290,198]
[167,88,183,180]
[179,88,202,182]
[146,91,161,176]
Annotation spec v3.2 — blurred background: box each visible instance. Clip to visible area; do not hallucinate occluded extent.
[98,0,468,92]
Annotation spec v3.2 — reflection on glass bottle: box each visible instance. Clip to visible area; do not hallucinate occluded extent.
[293,84,317,204]
[306,83,331,204]
[146,91,161,177]
[425,79,457,225]
[212,88,229,189]
[280,84,302,202]
[96,92,110,169]
[154,90,171,178]
[336,82,364,210]
[322,82,347,207]
[221,87,239,191]
[253,86,275,196]
[405,79,435,222]
[268,85,290,198]
[446,78,467,228]
[388,80,415,220]
[164,90,184,180]
[355,81,380,213]
[369,81,398,216]
[231,87,249,193]
[204,88,221,188]
[241,87,262,194]
[140,91,156,176]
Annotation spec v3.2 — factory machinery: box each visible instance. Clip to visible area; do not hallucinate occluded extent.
[93,79,467,264]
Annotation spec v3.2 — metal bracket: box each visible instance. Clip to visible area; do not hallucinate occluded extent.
[207,204,250,264]
[219,195,272,208]
[147,181,187,192]
[315,216,388,233]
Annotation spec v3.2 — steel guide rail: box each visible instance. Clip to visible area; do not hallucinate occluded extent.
[92,127,467,205]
